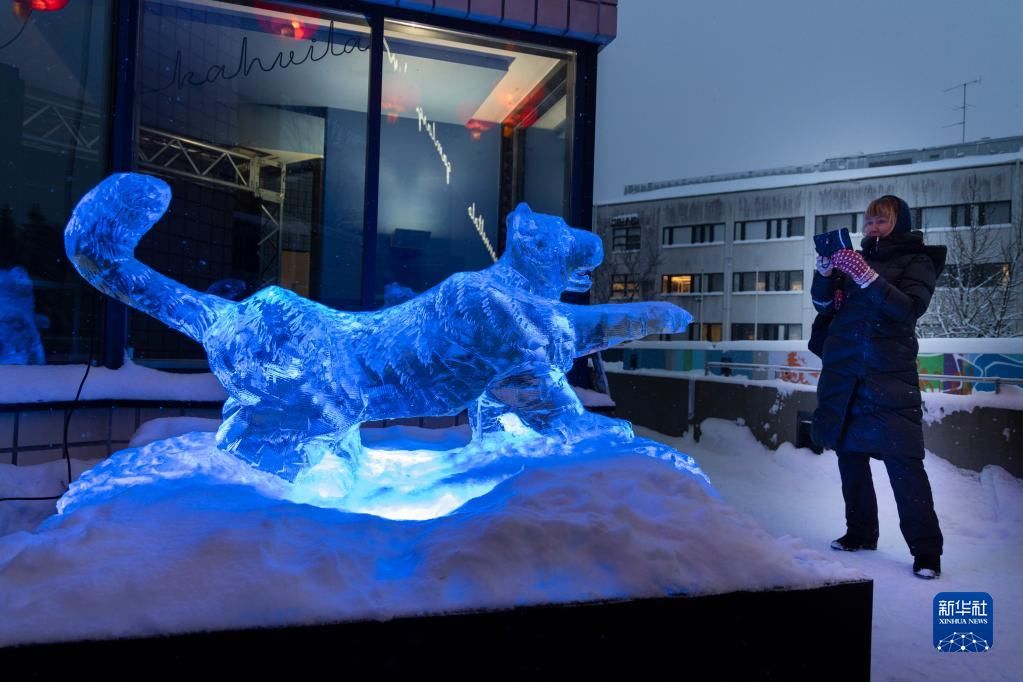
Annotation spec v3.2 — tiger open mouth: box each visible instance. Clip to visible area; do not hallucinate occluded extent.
[568,267,593,291]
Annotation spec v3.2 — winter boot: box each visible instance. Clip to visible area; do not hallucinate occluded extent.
[830,533,878,552]
[913,555,941,579]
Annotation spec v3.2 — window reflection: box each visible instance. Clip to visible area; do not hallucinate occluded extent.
[376,20,573,305]
[134,0,369,366]
[0,1,113,364]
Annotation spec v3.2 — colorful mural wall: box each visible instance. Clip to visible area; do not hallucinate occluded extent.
[615,347,1023,394]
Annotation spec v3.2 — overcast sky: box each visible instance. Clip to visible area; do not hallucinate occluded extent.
[593,0,1023,203]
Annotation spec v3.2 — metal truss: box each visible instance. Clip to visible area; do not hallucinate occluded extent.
[21,94,104,161]
[137,126,287,287]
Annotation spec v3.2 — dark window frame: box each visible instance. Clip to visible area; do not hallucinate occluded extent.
[613,225,642,251]
[611,273,640,299]
[735,217,805,241]
[814,212,862,235]
[662,222,723,246]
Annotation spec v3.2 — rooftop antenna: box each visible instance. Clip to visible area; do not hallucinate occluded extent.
[944,77,982,143]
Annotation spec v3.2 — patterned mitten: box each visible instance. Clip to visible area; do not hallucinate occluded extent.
[831,249,878,288]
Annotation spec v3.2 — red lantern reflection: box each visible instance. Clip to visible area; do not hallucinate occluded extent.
[13,0,70,20]
[465,119,493,141]
[253,2,315,40]
[503,88,545,130]
[382,100,405,124]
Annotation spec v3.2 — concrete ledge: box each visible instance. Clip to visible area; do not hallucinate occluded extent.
[607,371,1022,477]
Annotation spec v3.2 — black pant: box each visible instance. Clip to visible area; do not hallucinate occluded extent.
[837,450,943,556]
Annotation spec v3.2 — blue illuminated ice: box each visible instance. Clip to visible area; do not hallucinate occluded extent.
[0,266,45,365]
[66,173,692,496]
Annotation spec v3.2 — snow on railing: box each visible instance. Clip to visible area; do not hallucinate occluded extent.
[705,362,1023,394]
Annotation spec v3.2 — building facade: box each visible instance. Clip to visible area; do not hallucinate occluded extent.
[594,139,1023,341]
[0,0,617,369]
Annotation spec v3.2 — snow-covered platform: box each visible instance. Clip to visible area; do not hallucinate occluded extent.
[0,425,871,676]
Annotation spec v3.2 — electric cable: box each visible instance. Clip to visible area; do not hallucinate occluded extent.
[0,292,98,503]
[0,19,28,51]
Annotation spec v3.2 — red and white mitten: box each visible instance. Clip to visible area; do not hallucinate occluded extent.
[831,249,878,288]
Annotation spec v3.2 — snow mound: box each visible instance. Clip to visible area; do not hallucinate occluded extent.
[922,385,1023,425]
[128,416,222,448]
[0,427,861,648]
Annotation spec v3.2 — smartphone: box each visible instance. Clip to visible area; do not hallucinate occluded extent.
[813,227,853,258]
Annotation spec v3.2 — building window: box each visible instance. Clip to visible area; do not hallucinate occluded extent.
[731,323,756,340]
[135,2,373,366]
[660,272,725,294]
[662,274,695,294]
[978,201,1011,225]
[0,1,114,364]
[684,323,723,341]
[694,323,723,341]
[611,274,639,299]
[914,202,1011,229]
[662,223,723,245]
[815,213,862,235]
[913,204,971,230]
[132,3,576,367]
[377,19,574,307]
[761,270,803,292]
[659,323,723,342]
[732,270,803,292]
[733,272,757,292]
[734,217,805,240]
[613,226,642,251]
[757,323,803,340]
[704,273,725,292]
[732,323,802,341]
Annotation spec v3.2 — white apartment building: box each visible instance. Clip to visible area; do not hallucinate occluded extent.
[594,136,1023,341]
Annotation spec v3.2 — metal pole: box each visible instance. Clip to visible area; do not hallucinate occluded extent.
[961,84,967,143]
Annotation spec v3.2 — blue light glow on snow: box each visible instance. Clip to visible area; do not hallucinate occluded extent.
[65,172,692,512]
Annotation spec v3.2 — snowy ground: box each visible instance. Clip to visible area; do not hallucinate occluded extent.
[637,421,1022,681]
[0,419,1019,680]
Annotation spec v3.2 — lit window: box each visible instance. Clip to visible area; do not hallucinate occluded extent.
[612,274,639,299]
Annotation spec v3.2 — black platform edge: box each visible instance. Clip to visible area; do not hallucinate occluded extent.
[1,579,872,678]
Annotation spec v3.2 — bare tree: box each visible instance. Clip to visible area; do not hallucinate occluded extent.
[591,222,663,304]
[919,175,1023,337]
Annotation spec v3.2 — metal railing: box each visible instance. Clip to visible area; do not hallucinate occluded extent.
[705,362,820,381]
[705,362,1023,393]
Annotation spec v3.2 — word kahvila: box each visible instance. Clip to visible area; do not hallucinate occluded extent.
[145,20,369,94]
[468,203,497,263]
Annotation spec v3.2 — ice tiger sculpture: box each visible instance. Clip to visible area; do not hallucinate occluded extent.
[66,173,692,494]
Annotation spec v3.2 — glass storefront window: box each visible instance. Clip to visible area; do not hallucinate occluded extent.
[134,0,369,366]
[376,20,573,305]
[0,2,113,364]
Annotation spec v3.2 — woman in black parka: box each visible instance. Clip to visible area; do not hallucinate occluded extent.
[809,195,945,579]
